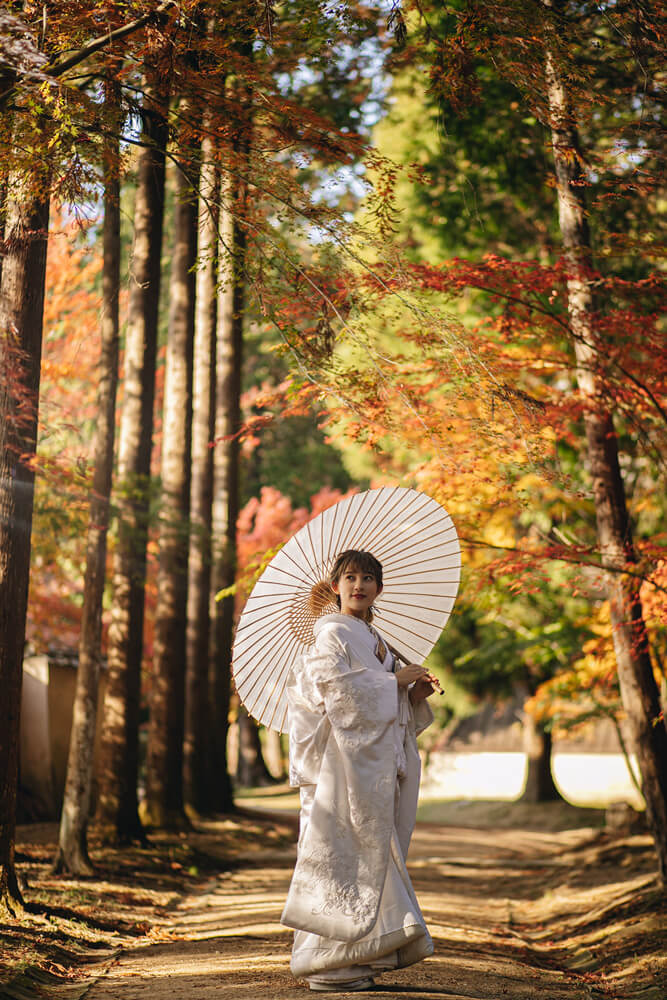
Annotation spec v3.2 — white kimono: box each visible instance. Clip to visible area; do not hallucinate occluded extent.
[281,613,434,986]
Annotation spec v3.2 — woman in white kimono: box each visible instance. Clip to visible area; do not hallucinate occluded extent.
[281,549,436,992]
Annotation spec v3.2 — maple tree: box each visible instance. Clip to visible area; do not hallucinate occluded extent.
[0,0,187,905]
[4,0,664,918]
[2,0,391,862]
[425,0,666,878]
[256,0,667,875]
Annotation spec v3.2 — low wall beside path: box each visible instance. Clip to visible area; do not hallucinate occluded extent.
[19,650,107,821]
[421,749,643,808]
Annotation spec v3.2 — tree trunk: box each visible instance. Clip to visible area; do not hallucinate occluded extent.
[209,169,247,813]
[96,62,169,843]
[144,117,198,829]
[184,120,219,817]
[544,15,667,882]
[235,708,275,788]
[0,186,50,914]
[520,716,561,804]
[264,727,287,781]
[54,72,122,873]
[0,175,7,288]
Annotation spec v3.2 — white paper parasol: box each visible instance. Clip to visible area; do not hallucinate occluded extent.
[232,486,461,733]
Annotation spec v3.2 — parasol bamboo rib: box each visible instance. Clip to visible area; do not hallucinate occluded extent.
[232,487,461,732]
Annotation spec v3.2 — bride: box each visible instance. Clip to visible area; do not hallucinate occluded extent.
[281,549,436,992]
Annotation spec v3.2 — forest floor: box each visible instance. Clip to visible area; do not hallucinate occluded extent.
[1,794,665,1000]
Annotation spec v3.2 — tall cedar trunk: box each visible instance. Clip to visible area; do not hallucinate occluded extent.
[209,174,244,812]
[544,13,667,881]
[184,122,219,816]
[0,187,50,913]
[520,718,561,804]
[236,707,274,787]
[54,73,122,873]
[0,175,7,287]
[144,123,198,828]
[97,61,169,842]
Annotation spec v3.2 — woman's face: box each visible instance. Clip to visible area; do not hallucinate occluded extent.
[332,564,382,619]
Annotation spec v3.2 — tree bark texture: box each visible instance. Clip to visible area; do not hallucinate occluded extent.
[54,75,122,874]
[209,170,246,813]
[544,21,667,882]
[0,176,7,288]
[236,707,275,787]
[0,187,50,912]
[145,122,198,828]
[184,122,219,816]
[97,63,169,842]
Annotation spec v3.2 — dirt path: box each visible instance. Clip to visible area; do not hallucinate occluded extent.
[81,822,664,1000]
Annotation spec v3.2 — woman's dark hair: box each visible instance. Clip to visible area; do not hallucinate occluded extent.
[329,550,383,614]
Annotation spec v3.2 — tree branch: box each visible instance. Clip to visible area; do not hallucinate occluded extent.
[46,2,177,78]
[0,1,177,109]
[459,535,667,595]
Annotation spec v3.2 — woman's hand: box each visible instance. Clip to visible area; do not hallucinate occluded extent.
[395,663,430,688]
[409,676,435,704]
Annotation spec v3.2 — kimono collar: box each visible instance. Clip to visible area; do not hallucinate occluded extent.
[314,612,373,636]
[314,613,390,664]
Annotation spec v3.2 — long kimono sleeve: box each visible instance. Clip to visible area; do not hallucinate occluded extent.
[282,623,399,942]
[412,696,434,736]
[393,693,434,860]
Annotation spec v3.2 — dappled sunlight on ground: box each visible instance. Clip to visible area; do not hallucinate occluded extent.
[4,805,664,1000]
[84,819,663,1000]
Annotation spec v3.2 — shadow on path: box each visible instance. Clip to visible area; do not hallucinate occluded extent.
[81,822,664,1000]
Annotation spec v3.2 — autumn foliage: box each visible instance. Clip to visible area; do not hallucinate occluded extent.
[1,0,666,901]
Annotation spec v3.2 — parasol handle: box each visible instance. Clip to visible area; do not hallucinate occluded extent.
[385,639,444,695]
